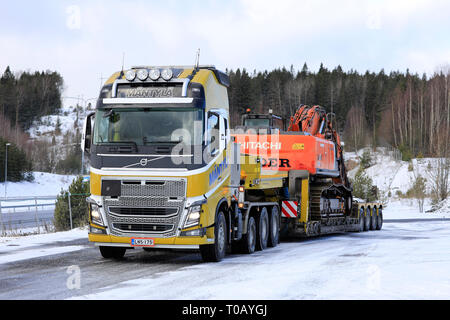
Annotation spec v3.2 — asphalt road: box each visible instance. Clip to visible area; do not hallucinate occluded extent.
[0,237,204,300]
[0,209,55,231]
[0,219,449,300]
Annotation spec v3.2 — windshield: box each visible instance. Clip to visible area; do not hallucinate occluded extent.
[93,107,204,146]
[244,118,270,127]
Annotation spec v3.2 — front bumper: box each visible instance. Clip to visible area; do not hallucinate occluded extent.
[88,232,213,249]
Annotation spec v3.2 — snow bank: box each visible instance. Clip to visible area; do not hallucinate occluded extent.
[0,227,87,251]
[0,227,87,264]
[383,199,448,219]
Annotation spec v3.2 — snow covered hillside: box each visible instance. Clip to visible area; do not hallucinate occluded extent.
[28,104,90,141]
[25,103,91,174]
[2,172,76,198]
[346,147,449,219]
[347,148,446,196]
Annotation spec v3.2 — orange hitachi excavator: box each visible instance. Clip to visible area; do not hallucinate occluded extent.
[287,104,350,189]
[233,104,353,220]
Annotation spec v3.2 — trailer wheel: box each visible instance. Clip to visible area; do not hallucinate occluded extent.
[376,207,383,230]
[358,207,365,232]
[364,207,371,231]
[268,206,280,247]
[370,207,377,230]
[99,246,126,259]
[200,211,227,262]
[241,216,257,254]
[256,207,269,251]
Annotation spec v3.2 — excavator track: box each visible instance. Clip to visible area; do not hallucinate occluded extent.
[309,181,346,221]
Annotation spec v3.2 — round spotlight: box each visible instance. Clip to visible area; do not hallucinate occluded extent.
[149,69,161,81]
[125,70,136,81]
[161,68,173,81]
[137,69,149,81]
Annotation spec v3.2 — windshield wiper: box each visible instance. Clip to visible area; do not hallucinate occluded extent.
[144,140,180,144]
[98,141,138,152]
[143,137,182,145]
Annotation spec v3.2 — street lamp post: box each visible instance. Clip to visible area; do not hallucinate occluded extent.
[4,143,11,198]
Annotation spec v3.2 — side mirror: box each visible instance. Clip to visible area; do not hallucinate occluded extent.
[211,148,219,158]
[82,112,95,155]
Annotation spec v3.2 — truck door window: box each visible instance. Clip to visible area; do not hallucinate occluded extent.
[224,117,229,148]
[220,116,226,151]
[207,112,220,153]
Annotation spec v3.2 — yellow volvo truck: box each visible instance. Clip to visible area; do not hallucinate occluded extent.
[82,65,382,262]
[81,65,287,262]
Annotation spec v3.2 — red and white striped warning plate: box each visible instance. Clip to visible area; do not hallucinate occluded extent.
[281,201,298,218]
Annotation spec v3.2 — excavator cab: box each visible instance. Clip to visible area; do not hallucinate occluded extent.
[239,109,285,133]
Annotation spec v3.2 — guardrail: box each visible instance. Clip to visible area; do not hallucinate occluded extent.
[0,194,89,236]
[0,196,58,235]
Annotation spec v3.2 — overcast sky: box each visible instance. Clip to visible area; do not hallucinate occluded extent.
[1,0,450,107]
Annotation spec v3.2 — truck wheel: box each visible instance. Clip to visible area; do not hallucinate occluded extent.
[99,246,126,259]
[256,207,269,251]
[376,208,383,230]
[200,211,227,262]
[241,216,257,254]
[268,206,280,247]
[364,207,371,231]
[370,207,377,230]
[358,207,365,232]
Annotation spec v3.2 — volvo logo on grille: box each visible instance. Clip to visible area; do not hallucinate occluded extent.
[124,156,166,168]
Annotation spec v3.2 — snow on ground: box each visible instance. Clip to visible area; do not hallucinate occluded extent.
[383,198,448,220]
[70,219,450,300]
[0,227,87,264]
[0,201,448,299]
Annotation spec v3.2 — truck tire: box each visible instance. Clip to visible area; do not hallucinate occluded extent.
[200,211,227,262]
[99,246,126,259]
[241,216,256,254]
[376,207,383,230]
[268,206,280,247]
[364,207,371,231]
[256,207,269,251]
[370,207,377,230]
[358,207,365,232]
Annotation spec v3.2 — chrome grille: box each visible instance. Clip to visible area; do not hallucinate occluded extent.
[121,180,186,197]
[103,178,186,237]
[109,207,178,216]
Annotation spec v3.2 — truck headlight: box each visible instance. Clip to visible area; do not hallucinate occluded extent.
[184,205,201,228]
[90,203,104,226]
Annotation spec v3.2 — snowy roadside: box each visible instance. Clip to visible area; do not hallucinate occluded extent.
[0,227,88,264]
[383,198,449,220]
